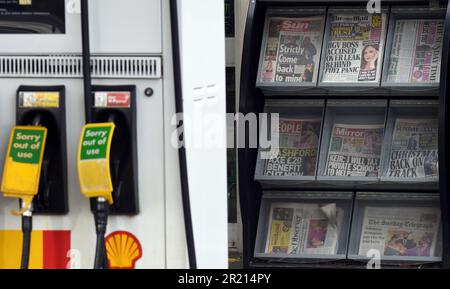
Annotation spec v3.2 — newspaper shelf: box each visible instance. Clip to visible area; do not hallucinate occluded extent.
[254,191,353,262]
[348,192,442,264]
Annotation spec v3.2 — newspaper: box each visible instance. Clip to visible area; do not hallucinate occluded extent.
[322,13,386,83]
[359,206,441,257]
[263,118,321,177]
[325,124,384,177]
[260,16,325,84]
[265,202,342,255]
[387,19,444,84]
[386,118,438,179]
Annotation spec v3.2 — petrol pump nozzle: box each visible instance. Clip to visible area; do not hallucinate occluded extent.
[80,0,115,269]
[20,115,43,269]
[78,122,115,269]
[1,114,47,269]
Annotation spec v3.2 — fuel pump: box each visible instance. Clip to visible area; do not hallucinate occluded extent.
[0,0,226,269]
[78,0,139,269]
[1,86,68,269]
[78,88,139,269]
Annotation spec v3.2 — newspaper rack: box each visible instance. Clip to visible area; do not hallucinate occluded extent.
[254,191,353,263]
[254,99,324,187]
[348,192,442,264]
[256,7,326,96]
[317,99,387,186]
[381,7,445,96]
[380,100,439,188]
[239,0,449,269]
[317,7,389,92]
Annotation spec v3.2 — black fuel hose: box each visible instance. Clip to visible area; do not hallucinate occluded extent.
[169,0,197,269]
[93,198,109,269]
[80,0,109,270]
[20,214,32,269]
[81,0,93,123]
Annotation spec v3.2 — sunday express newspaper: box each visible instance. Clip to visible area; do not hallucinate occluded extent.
[387,19,444,84]
[263,118,321,177]
[260,15,325,84]
[359,206,441,257]
[322,13,386,83]
[386,118,438,179]
[326,124,384,177]
[265,202,342,255]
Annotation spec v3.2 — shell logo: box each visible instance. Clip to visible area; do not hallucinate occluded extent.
[105,231,142,269]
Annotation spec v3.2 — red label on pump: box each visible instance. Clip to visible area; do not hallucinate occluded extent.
[95,92,131,108]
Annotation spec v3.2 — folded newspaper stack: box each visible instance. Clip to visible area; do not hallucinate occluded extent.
[263,118,321,177]
[265,202,343,256]
[386,118,438,179]
[359,206,440,258]
[325,124,384,177]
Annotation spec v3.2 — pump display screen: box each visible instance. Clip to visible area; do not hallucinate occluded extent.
[0,0,65,34]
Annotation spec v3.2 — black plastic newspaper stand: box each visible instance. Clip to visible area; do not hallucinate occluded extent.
[238,0,450,268]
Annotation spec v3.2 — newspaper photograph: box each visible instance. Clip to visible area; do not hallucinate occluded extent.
[260,15,325,84]
[386,118,438,179]
[263,118,321,177]
[265,202,343,255]
[359,206,441,257]
[321,13,386,83]
[325,124,384,177]
[387,19,444,84]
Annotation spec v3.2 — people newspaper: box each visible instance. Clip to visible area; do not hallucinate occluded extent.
[386,118,439,179]
[259,15,325,84]
[321,12,386,83]
[325,124,384,177]
[265,202,343,255]
[262,118,321,177]
[359,206,441,258]
[386,19,444,84]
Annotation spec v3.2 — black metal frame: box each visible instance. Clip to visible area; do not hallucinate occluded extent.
[438,0,450,269]
[238,0,450,268]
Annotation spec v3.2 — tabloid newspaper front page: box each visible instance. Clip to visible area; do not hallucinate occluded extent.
[387,19,444,84]
[260,15,325,85]
[358,206,441,258]
[386,118,439,179]
[325,124,384,177]
[322,13,386,83]
[265,202,343,255]
[263,118,321,177]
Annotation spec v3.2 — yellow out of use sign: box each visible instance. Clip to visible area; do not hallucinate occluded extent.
[78,123,115,204]
[1,126,47,214]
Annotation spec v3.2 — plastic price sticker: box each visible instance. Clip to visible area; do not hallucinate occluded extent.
[78,123,115,204]
[94,92,131,108]
[1,126,47,215]
[19,91,60,108]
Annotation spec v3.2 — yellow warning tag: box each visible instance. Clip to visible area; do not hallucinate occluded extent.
[1,126,47,214]
[78,123,115,204]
